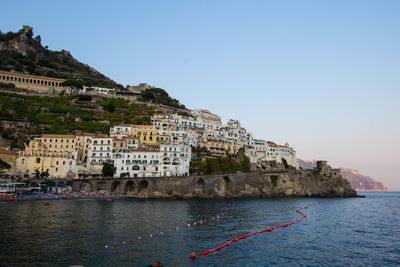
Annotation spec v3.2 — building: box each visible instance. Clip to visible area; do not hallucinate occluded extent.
[114,143,191,178]
[192,109,222,133]
[127,83,152,93]
[132,125,160,145]
[87,135,113,173]
[15,151,77,178]
[83,86,115,95]
[0,70,66,94]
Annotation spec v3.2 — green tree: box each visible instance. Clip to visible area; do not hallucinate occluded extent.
[0,159,11,169]
[102,162,116,177]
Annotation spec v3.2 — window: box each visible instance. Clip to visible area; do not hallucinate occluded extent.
[56,161,59,165]
[36,158,41,164]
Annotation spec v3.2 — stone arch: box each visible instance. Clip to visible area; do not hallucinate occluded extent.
[58,181,65,187]
[80,182,92,193]
[172,158,179,165]
[111,181,121,194]
[125,180,134,195]
[195,178,205,195]
[139,180,148,194]
[97,181,107,192]
[220,176,232,193]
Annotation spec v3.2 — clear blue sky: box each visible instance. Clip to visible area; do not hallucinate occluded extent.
[1,0,399,189]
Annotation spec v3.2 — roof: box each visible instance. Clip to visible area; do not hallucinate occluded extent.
[0,149,17,155]
[133,125,154,129]
[42,134,76,138]
[123,149,161,153]
[75,132,96,137]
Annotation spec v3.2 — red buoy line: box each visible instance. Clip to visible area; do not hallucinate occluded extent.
[195,199,332,258]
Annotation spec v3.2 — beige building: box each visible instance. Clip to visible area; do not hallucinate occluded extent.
[16,151,77,178]
[0,70,66,94]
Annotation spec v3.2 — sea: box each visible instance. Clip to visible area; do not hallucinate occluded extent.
[0,191,399,266]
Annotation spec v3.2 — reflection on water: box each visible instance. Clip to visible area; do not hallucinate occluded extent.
[0,192,399,266]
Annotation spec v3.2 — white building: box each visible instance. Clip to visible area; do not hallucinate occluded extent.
[83,86,116,95]
[113,143,191,178]
[87,135,113,173]
[192,109,222,134]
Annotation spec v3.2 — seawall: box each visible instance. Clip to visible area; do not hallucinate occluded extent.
[64,169,357,199]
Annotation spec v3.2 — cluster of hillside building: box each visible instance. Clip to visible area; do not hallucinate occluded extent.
[0,109,298,179]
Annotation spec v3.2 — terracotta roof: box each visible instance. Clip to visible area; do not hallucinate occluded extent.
[133,125,154,129]
[0,149,17,155]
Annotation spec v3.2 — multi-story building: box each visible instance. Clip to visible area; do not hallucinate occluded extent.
[87,135,113,173]
[132,125,159,145]
[114,143,191,178]
[110,124,133,138]
[192,109,222,133]
[15,151,77,178]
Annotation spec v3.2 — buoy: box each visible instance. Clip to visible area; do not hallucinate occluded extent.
[151,261,163,267]
[44,203,50,206]
[190,252,196,260]
[130,240,133,242]
[96,248,99,251]
[234,237,239,242]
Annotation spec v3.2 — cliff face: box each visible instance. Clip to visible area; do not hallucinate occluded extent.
[297,159,388,191]
[93,168,357,199]
[340,168,387,191]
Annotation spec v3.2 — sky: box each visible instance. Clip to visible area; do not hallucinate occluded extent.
[1,0,399,190]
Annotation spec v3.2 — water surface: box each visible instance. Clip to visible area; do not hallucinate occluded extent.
[0,192,399,266]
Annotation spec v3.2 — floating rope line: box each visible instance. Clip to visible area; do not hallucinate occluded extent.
[193,199,332,259]
[100,214,224,250]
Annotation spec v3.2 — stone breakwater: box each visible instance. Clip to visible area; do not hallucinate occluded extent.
[64,168,357,199]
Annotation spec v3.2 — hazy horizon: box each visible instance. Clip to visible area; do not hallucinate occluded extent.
[1,0,399,190]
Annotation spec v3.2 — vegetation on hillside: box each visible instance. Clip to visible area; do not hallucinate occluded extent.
[141,88,185,109]
[0,91,154,139]
[190,156,250,174]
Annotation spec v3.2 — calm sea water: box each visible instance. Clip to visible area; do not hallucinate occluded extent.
[0,192,399,266]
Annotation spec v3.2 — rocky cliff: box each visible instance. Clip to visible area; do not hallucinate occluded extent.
[297,159,387,191]
[0,25,121,88]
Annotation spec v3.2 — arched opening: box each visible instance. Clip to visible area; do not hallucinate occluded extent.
[139,180,148,194]
[132,165,140,171]
[97,181,107,193]
[58,181,65,188]
[172,158,179,165]
[195,178,205,195]
[66,181,73,192]
[163,157,171,165]
[220,176,232,193]
[111,181,121,194]
[125,180,134,195]
[80,182,92,193]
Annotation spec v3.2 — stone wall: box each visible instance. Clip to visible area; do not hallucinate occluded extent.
[66,168,357,199]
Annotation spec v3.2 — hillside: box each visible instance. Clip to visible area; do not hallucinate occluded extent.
[297,159,388,191]
[0,26,189,147]
[0,92,155,148]
[0,25,122,88]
